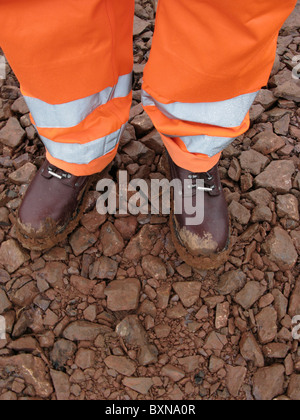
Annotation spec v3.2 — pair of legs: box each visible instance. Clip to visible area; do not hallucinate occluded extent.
[0,0,296,266]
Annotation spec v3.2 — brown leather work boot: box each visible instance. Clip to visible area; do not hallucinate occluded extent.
[16,159,95,251]
[168,155,232,270]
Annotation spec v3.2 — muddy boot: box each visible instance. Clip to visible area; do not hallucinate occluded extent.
[16,159,95,251]
[168,155,232,270]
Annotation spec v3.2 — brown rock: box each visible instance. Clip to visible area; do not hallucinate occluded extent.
[116,315,158,366]
[228,200,251,225]
[83,304,97,322]
[43,247,67,262]
[0,289,12,314]
[276,194,299,221]
[240,332,264,368]
[259,293,274,309]
[154,324,171,338]
[156,284,171,309]
[215,302,230,329]
[75,348,95,370]
[235,281,266,310]
[100,222,125,257]
[11,281,39,307]
[248,188,272,206]
[63,321,111,341]
[0,269,10,285]
[0,240,29,273]
[253,365,285,400]
[287,374,300,400]
[216,270,246,295]
[209,356,225,373]
[240,173,253,192]
[177,356,200,373]
[228,158,241,182]
[8,163,37,185]
[44,310,60,328]
[122,377,153,395]
[138,299,157,318]
[50,339,77,369]
[142,255,167,280]
[252,131,285,155]
[0,392,17,401]
[50,370,70,401]
[195,305,209,320]
[0,117,26,148]
[255,89,277,109]
[250,104,264,121]
[204,332,228,351]
[161,364,185,382]
[69,227,97,256]
[80,209,106,233]
[36,262,67,289]
[291,231,300,254]
[289,280,300,318]
[0,354,53,398]
[272,289,288,321]
[104,355,136,376]
[89,257,118,281]
[114,216,138,240]
[262,227,297,271]
[256,307,278,344]
[239,150,269,176]
[7,336,39,352]
[70,275,97,296]
[251,205,272,223]
[105,278,140,311]
[0,207,10,227]
[166,303,188,319]
[133,15,151,36]
[124,225,159,261]
[263,343,289,359]
[226,366,247,397]
[176,263,192,278]
[131,112,154,138]
[274,80,300,102]
[140,129,164,154]
[11,96,29,114]
[274,114,290,136]
[172,282,201,307]
[255,160,295,193]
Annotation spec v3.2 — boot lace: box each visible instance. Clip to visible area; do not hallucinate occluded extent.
[48,166,72,180]
[187,171,215,192]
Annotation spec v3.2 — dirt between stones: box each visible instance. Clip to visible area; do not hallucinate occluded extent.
[0,0,299,401]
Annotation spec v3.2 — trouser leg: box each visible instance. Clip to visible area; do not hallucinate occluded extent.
[0,0,135,176]
[142,0,297,172]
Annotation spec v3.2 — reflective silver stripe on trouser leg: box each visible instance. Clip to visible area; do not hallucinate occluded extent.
[23,72,132,128]
[40,125,126,165]
[142,90,258,156]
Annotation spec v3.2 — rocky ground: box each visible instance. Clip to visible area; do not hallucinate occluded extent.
[0,0,299,401]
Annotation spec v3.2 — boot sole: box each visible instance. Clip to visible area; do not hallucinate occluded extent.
[15,175,96,252]
[170,211,233,270]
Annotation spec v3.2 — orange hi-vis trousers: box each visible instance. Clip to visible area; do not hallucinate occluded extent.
[0,0,297,176]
